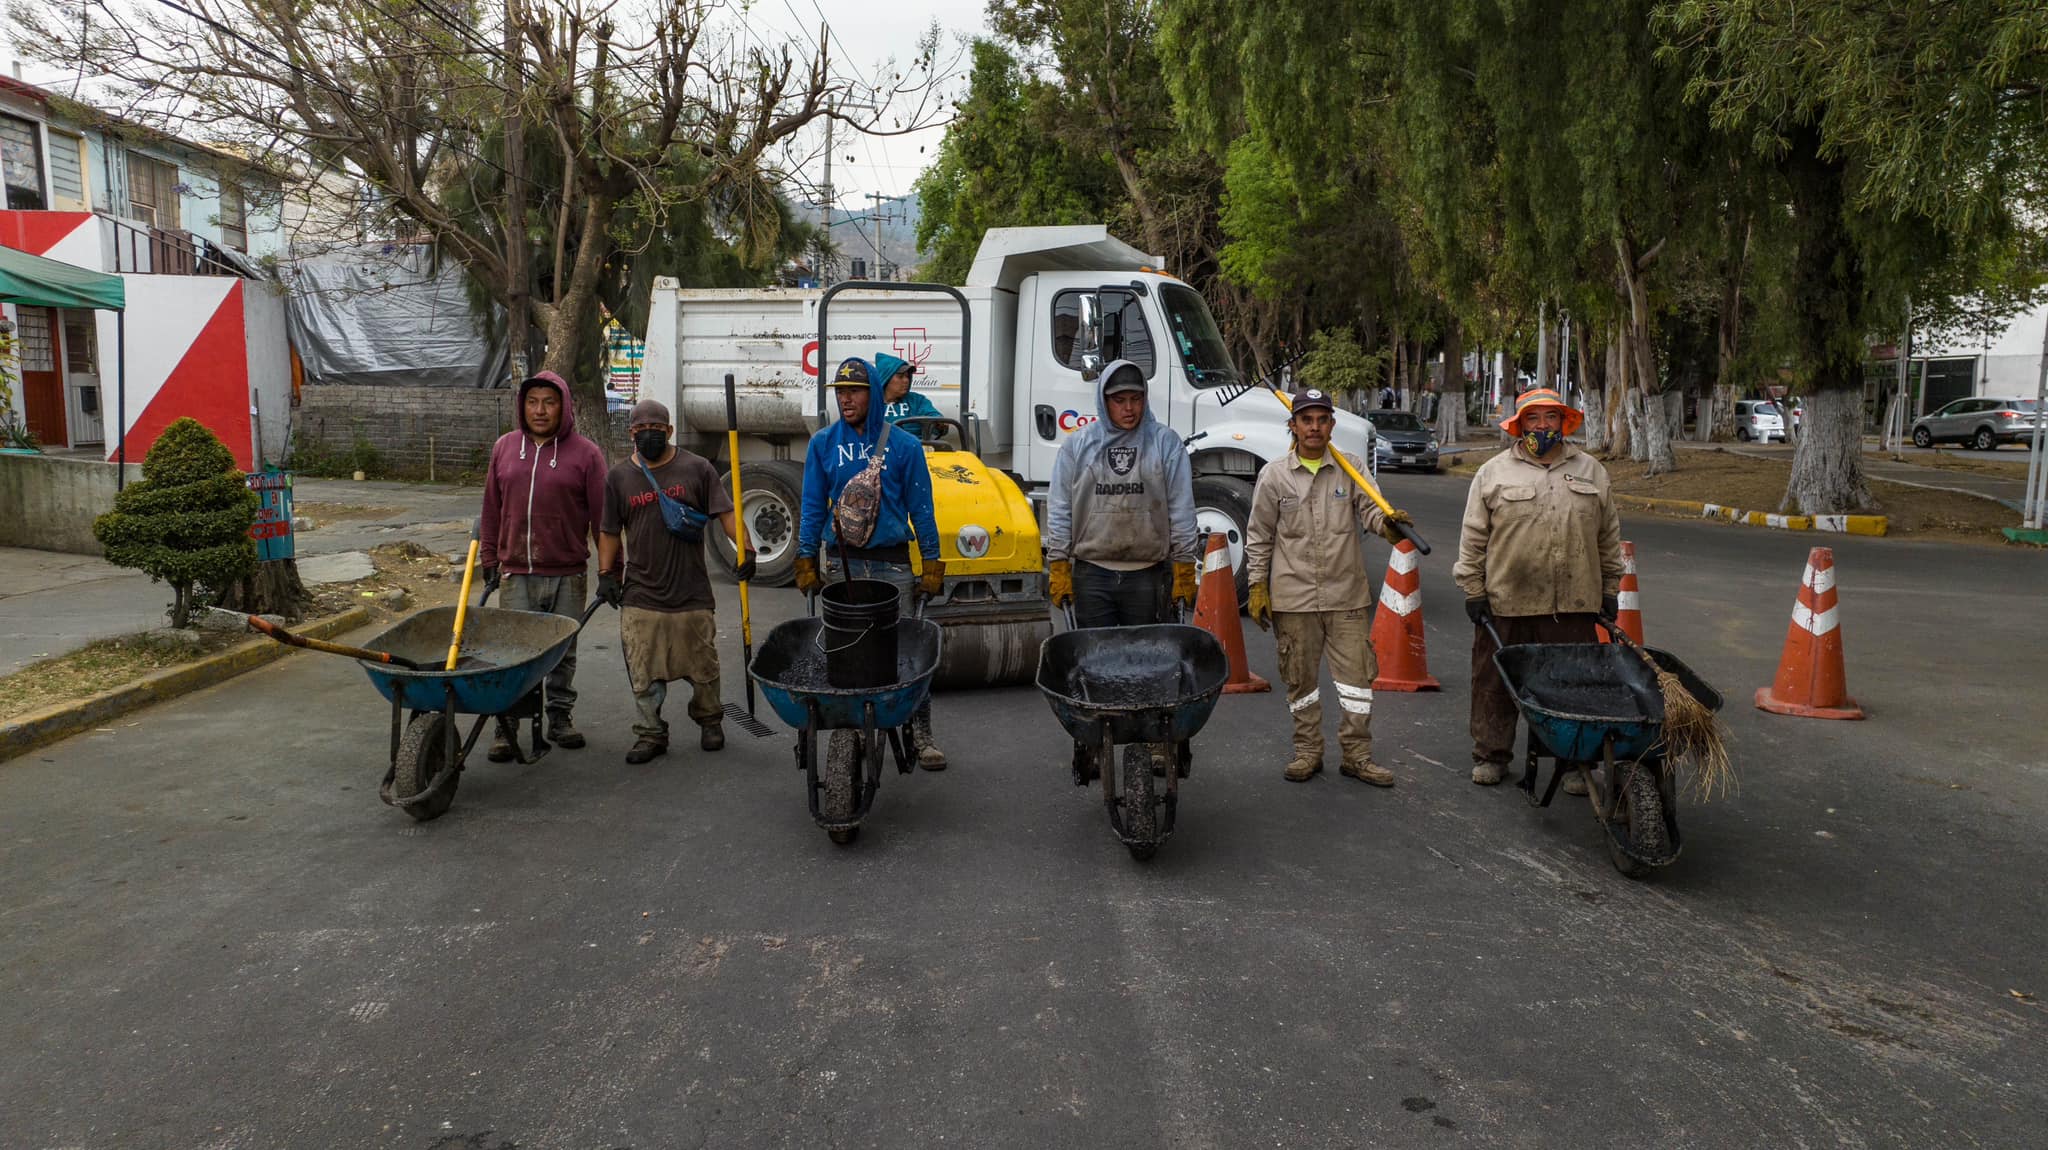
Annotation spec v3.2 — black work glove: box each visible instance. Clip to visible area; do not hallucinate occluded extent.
[1465,596,1493,626]
[734,550,758,583]
[480,565,501,594]
[1601,593,1620,621]
[596,571,625,608]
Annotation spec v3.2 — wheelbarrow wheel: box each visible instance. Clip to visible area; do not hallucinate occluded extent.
[393,713,458,822]
[1606,763,1667,878]
[823,729,861,845]
[1121,743,1158,860]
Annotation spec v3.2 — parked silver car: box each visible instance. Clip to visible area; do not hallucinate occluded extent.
[1910,397,2042,450]
[1734,399,1786,443]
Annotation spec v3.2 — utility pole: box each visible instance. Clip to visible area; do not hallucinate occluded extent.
[819,93,835,288]
[503,0,528,378]
[864,192,900,280]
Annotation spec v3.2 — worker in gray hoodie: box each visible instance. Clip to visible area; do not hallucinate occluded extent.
[1043,359,1200,781]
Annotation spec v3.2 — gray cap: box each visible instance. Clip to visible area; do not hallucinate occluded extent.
[628,399,671,426]
[1102,362,1147,396]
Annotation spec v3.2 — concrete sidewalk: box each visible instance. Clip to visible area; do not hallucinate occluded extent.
[0,478,485,674]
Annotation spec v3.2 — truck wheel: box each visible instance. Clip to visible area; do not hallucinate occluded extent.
[714,459,806,586]
[1192,475,1254,606]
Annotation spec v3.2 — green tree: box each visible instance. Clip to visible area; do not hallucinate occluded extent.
[1295,328,1388,400]
[94,419,258,629]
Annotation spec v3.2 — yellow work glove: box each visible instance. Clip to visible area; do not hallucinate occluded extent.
[1378,507,1414,545]
[1172,561,1200,609]
[919,558,946,598]
[793,555,822,595]
[1047,560,1074,608]
[1247,582,1272,631]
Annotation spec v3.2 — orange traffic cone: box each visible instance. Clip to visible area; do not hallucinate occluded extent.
[1598,541,1646,646]
[1193,532,1269,694]
[1370,538,1440,691]
[1755,546,1864,720]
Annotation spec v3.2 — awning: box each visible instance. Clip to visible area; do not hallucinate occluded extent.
[0,243,126,310]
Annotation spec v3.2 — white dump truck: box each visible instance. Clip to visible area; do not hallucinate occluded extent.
[641,224,1375,594]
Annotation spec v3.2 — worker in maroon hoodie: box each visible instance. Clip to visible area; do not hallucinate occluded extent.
[478,371,607,757]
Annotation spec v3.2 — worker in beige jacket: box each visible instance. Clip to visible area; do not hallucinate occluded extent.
[1245,385,1413,785]
[1453,388,1623,789]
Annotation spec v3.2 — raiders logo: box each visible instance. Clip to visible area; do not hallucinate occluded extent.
[1108,445,1137,476]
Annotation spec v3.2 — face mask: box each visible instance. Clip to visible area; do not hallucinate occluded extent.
[1522,428,1565,456]
[634,429,669,459]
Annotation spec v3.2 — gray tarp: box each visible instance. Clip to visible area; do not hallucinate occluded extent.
[282,245,508,388]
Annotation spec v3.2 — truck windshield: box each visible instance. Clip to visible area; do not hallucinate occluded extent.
[1160,283,1241,389]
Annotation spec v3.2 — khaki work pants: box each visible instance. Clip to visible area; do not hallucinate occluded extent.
[1469,613,1599,766]
[1273,606,1377,767]
[621,606,723,742]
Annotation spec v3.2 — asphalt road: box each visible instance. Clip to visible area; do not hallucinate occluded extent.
[5,472,2045,1149]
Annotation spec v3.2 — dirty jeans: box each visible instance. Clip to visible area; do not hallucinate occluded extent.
[621,606,722,743]
[1273,606,1377,768]
[1072,561,1172,628]
[824,556,937,752]
[498,572,586,721]
[1470,613,1599,766]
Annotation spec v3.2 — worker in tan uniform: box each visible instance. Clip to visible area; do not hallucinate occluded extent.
[1245,385,1414,785]
[1453,388,1623,790]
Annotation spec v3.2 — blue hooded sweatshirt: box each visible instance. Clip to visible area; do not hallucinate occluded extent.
[874,352,944,424]
[798,357,941,561]
[1043,359,1198,566]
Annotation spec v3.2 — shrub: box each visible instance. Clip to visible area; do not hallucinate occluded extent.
[1296,328,1387,400]
[94,418,257,627]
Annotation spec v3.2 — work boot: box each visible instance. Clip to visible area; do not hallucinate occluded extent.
[1562,770,1589,796]
[700,723,725,752]
[1471,760,1506,785]
[1284,756,1323,782]
[912,711,946,771]
[548,715,585,749]
[625,738,668,765]
[1342,757,1395,787]
[487,734,516,763]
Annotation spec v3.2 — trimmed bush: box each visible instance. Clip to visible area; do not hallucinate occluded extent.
[94,418,257,627]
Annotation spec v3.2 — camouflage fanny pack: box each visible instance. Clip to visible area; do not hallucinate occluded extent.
[831,434,889,548]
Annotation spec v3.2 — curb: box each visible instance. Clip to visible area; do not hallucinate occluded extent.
[0,607,372,764]
[2003,526,2048,547]
[1615,494,1888,537]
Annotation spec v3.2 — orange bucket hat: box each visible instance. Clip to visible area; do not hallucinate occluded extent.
[1500,387,1584,436]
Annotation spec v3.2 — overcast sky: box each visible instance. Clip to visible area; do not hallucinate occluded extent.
[4,0,993,203]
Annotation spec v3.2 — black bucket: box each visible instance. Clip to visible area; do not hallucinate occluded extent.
[820,578,901,689]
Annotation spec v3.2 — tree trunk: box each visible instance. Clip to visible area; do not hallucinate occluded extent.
[1535,301,1554,392]
[223,559,312,621]
[1626,390,1648,462]
[541,193,616,458]
[1618,241,1676,475]
[1441,319,1464,435]
[1781,128,1875,514]
[1436,391,1464,445]
[170,582,192,630]
[1583,331,1609,454]
[1709,384,1739,441]
[1607,322,1632,460]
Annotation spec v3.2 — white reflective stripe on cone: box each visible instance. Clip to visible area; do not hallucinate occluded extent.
[1289,689,1321,713]
[1387,546,1422,575]
[1202,547,1231,575]
[1378,583,1422,615]
[1617,591,1640,610]
[1792,602,1839,635]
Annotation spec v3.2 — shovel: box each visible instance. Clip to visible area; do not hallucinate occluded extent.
[722,372,773,739]
[446,517,483,670]
[215,608,428,670]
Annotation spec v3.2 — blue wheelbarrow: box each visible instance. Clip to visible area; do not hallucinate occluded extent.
[243,592,605,821]
[1486,618,1723,877]
[1035,617,1228,860]
[749,599,943,845]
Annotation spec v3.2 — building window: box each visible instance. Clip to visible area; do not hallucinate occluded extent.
[126,152,181,228]
[46,131,85,209]
[0,114,47,210]
[220,183,247,251]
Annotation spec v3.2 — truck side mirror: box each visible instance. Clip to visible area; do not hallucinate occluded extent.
[1077,293,1103,379]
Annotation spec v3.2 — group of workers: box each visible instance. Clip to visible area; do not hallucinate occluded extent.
[472,359,1624,790]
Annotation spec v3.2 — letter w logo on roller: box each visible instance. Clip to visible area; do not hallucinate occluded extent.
[1107,445,1137,476]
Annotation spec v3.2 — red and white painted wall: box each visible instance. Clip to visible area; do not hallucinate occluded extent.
[0,210,290,470]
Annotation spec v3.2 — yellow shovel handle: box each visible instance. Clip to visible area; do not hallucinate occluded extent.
[1265,388,1430,553]
[447,532,481,670]
[728,428,751,647]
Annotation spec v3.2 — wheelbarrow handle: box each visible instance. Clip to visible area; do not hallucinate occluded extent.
[1480,616,1504,651]
[1596,612,1636,648]
[237,611,427,670]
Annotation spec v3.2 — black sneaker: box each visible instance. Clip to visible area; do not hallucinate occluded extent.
[625,739,668,765]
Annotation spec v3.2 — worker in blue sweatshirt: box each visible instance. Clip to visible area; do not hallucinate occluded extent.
[795,356,948,768]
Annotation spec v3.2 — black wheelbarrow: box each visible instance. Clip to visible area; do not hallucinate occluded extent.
[749,601,943,845]
[1035,620,1228,860]
[1487,619,1724,877]
[241,591,605,821]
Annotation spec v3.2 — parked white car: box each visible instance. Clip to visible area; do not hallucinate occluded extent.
[1735,399,1786,443]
